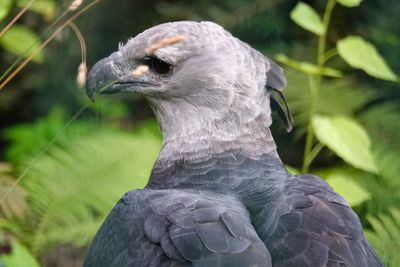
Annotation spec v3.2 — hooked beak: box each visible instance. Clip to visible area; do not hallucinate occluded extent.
[86,51,158,102]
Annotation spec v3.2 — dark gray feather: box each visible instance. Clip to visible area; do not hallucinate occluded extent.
[84,187,272,267]
[266,58,287,90]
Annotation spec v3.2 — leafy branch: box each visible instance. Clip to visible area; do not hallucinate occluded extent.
[280,0,399,173]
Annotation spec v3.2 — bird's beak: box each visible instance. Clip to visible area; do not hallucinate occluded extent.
[86,52,122,102]
[86,51,156,102]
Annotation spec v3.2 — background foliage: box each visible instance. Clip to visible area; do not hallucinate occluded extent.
[0,0,399,266]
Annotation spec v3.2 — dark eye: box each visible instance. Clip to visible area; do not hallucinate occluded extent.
[143,56,173,75]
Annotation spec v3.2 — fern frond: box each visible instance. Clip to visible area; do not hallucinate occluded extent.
[3,108,95,166]
[284,71,376,135]
[0,163,27,219]
[365,208,400,267]
[18,128,161,253]
[360,102,400,186]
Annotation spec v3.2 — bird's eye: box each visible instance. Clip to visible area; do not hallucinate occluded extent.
[143,56,173,75]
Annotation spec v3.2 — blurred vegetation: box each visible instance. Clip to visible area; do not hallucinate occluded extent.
[0,0,399,266]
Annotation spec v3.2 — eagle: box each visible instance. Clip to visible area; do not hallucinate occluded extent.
[83,21,383,267]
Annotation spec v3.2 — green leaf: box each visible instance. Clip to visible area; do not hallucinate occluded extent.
[276,54,342,78]
[17,0,56,21]
[337,0,362,8]
[290,2,324,36]
[0,240,41,267]
[0,0,13,20]
[326,173,370,206]
[337,36,398,81]
[312,115,378,173]
[0,25,43,63]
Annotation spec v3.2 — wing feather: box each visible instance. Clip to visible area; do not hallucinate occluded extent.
[84,189,272,267]
[262,174,384,267]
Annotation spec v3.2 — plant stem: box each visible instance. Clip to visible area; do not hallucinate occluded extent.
[302,0,336,173]
[318,0,336,68]
[0,0,35,38]
[322,48,338,64]
[0,0,103,91]
[305,143,324,168]
[0,9,71,83]
[302,75,318,172]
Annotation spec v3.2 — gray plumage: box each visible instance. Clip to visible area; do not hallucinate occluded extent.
[84,21,383,267]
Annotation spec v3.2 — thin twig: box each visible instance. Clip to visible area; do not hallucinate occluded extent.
[0,0,102,91]
[0,0,35,38]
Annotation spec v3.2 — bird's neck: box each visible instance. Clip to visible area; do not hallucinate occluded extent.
[149,99,279,167]
[147,146,288,196]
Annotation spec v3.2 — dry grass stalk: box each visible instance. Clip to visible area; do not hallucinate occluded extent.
[0,0,102,91]
[0,0,35,38]
[131,65,149,78]
[69,22,87,88]
[68,0,84,11]
[145,35,186,55]
[76,63,87,87]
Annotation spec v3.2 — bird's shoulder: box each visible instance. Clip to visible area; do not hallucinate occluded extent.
[261,173,383,267]
[84,188,271,267]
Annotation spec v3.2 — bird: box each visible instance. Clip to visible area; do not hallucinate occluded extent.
[83,21,383,267]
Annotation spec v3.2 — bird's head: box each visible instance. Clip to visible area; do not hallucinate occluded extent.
[87,21,292,156]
